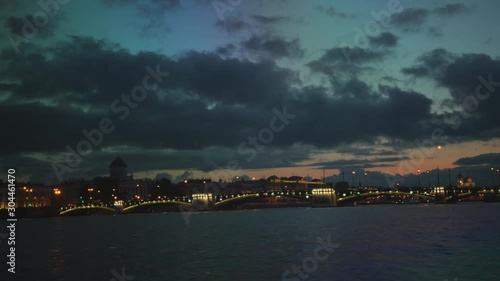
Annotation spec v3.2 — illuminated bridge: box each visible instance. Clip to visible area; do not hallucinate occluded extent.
[59,190,311,215]
[58,187,499,215]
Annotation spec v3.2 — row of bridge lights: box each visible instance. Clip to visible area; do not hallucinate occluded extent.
[60,187,414,206]
[60,188,497,211]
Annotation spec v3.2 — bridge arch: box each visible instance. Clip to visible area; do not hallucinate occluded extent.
[337,191,435,203]
[60,206,115,216]
[214,193,310,210]
[122,200,192,213]
[446,189,496,201]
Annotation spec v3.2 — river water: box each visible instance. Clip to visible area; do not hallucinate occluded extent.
[8,203,500,281]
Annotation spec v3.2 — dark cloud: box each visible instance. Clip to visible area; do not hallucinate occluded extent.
[403,48,500,141]
[391,8,429,30]
[402,48,456,76]
[0,36,298,156]
[2,36,499,183]
[306,47,386,86]
[308,156,409,170]
[215,18,249,32]
[307,47,386,69]
[0,143,312,183]
[390,5,470,33]
[335,76,373,100]
[4,13,61,39]
[432,4,468,16]
[401,65,428,77]
[155,172,173,181]
[314,5,351,18]
[333,146,400,157]
[215,43,236,56]
[380,76,401,83]
[274,83,437,149]
[241,34,304,59]
[251,15,289,24]
[369,32,398,47]
[453,153,500,166]
[101,0,179,36]
[426,26,443,37]
[102,0,180,9]
[137,0,179,36]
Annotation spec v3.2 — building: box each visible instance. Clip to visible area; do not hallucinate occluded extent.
[110,157,128,182]
[109,157,151,201]
[18,185,56,207]
[0,178,86,209]
[0,183,57,208]
[267,176,325,192]
[59,179,89,206]
[457,171,475,188]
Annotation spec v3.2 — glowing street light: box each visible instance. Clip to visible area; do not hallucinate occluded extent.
[497,169,500,186]
[53,188,61,207]
[351,171,356,187]
[417,169,421,187]
[491,167,495,187]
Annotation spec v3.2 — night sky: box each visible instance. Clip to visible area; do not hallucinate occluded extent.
[1,0,499,186]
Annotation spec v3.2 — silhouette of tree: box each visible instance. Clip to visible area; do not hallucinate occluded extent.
[153,178,183,198]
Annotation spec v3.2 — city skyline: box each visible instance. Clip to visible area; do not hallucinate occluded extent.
[1,0,499,187]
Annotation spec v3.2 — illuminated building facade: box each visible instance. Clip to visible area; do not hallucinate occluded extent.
[457,171,475,188]
[110,157,151,201]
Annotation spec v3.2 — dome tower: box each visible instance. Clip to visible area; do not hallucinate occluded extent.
[110,157,128,182]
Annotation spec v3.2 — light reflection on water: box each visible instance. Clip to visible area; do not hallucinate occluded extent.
[13,203,500,281]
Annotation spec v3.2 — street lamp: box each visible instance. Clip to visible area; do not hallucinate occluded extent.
[437,165,441,187]
[417,169,421,187]
[53,188,61,207]
[87,188,94,203]
[426,170,431,187]
[351,171,356,187]
[491,168,495,187]
[435,145,443,187]
[497,169,500,186]
[364,172,368,187]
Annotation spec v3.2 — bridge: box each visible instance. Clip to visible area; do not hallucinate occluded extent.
[60,197,193,216]
[337,190,435,203]
[337,187,498,204]
[58,187,499,215]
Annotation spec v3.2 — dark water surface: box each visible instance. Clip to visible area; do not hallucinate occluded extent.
[8,203,500,281]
